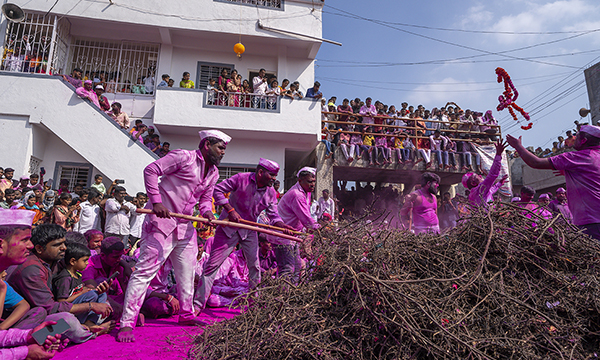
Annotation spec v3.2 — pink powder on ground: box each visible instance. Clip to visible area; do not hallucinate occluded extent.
[53,307,240,360]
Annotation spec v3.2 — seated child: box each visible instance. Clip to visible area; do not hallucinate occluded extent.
[52,243,114,335]
[0,270,42,330]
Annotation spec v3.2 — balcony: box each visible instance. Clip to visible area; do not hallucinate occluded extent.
[315,111,504,193]
[153,87,321,145]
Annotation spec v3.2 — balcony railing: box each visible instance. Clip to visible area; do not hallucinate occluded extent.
[206,90,280,111]
[321,111,502,145]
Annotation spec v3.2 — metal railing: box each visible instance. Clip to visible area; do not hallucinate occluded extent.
[206,90,279,110]
[321,111,502,145]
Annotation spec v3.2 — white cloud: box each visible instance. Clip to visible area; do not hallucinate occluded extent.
[488,0,597,45]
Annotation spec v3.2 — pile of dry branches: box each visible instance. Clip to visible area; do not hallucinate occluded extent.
[191,205,600,359]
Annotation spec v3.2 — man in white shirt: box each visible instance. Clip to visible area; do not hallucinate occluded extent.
[73,188,102,233]
[252,68,268,95]
[128,192,148,249]
[105,186,135,246]
[317,189,335,220]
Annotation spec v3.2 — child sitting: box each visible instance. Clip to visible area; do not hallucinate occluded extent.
[52,243,114,335]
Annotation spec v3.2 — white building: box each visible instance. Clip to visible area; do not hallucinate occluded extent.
[0,0,323,193]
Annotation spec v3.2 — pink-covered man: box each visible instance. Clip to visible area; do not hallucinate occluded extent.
[507,125,600,240]
[270,167,320,282]
[194,158,294,313]
[75,80,100,108]
[117,129,231,342]
[462,139,508,208]
[548,188,573,224]
[401,172,440,234]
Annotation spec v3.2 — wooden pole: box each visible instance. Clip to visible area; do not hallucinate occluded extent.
[136,209,304,243]
[238,218,307,236]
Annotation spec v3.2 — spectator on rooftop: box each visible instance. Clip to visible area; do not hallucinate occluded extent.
[179,72,194,89]
[157,74,169,88]
[337,98,353,124]
[360,97,377,125]
[288,81,303,100]
[143,126,155,146]
[76,80,100,108]
[167,79,174,87]
[105,77,118,94]
[306,81,323,99]
[60,67,83,88]
[564,130,575,148]
[107,102,130,129]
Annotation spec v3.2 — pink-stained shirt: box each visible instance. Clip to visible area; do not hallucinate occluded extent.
[272,182,319,245]
[107,111,130,129]
[75,86,100,108]
[374,136,387,147]
[81,254,126,296]
[359,104,377,124]
[549,146,600,226]
[0,328,29,360]
[469,154,502,207]
[412,189,439,234]
[144,149,219,237]
[213,173,282,240]
[350,134,362,145]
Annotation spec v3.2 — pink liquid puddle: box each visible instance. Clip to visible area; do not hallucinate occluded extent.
[54,307,240,360]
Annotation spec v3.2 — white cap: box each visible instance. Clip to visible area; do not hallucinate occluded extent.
[198,130,231,144]
[579,125,600,138]
[0,209,35,227]
[296,167,316,178]
[95,85,104,90]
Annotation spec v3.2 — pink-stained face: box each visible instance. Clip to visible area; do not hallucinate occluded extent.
[2,228,34,265]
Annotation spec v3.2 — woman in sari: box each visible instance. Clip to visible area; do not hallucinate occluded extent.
[52,192,80,231]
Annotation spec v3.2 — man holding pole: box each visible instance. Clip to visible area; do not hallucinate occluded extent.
[117,129,231,342]
[194,158,294,312]
[271,167,320,282]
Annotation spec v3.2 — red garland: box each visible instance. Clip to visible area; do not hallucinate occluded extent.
[495,67,532,130]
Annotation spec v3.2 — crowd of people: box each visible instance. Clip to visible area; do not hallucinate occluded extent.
[319,97,499,171]
[1,122,599,358]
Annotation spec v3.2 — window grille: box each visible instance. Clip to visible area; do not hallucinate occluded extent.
[196,62,235,90]
[1,12,70,74]
[55,163,92,191]
[215,0,282,9]
[68,39,159,95]
[218,166,255,183]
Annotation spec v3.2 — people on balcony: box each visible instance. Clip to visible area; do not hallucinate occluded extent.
[305,81,323,99]
[179,72,195,89]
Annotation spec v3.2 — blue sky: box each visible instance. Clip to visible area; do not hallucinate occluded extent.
[315,0,600,150]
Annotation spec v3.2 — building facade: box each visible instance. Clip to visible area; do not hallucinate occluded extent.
[1,0,323,193]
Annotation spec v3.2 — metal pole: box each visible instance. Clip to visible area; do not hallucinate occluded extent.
[47,15,58,75]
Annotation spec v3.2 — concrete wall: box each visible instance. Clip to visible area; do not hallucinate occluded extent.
[153,88,322,140]
[0,72,157,193]
[12,0,323,40]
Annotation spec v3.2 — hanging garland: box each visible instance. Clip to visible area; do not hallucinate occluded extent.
[495,67,532,130]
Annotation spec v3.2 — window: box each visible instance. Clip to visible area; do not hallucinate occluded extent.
[218,166,255,183]
[214,0,282,10]
[54,162,93,191]
[196,62,235,90]
[28,156,42,175]
[69,39,159,95]
[248,70,277,87]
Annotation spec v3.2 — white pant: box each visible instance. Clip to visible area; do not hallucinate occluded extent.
[194,226,260,310]
[120,223,198,328]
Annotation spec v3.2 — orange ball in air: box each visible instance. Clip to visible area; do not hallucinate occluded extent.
[234,43,245,58]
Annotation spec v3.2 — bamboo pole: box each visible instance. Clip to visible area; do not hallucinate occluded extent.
[237,218,307,236]
[136,209,304,243]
